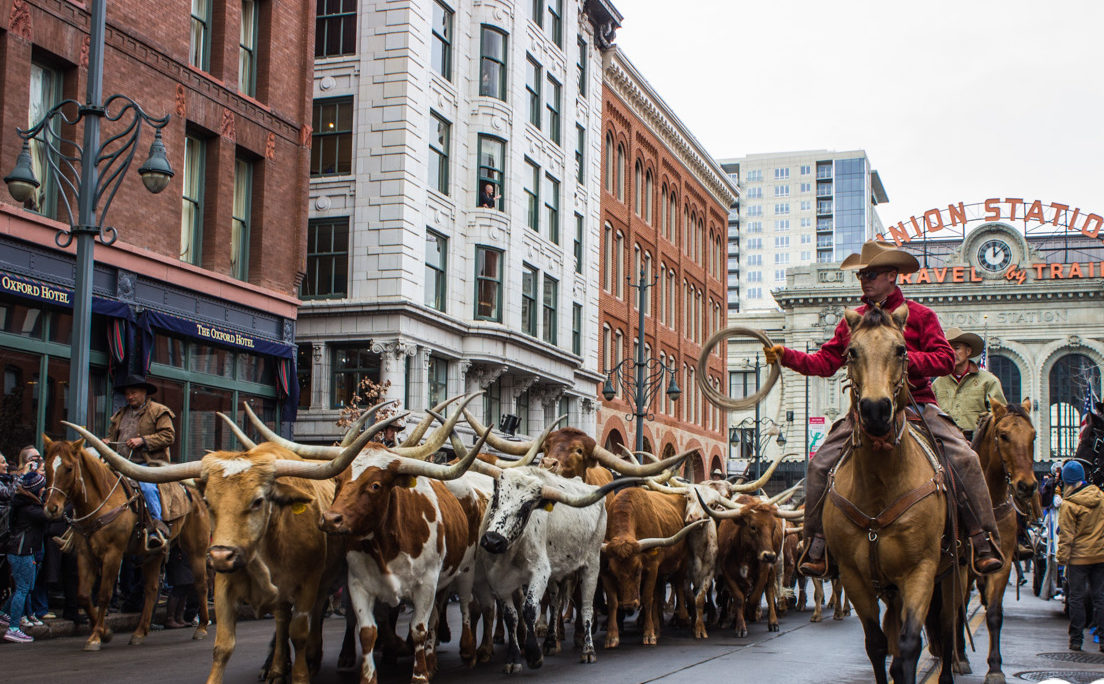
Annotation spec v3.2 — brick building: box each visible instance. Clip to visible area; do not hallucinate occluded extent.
[0,0,313,459]
[598,47,737,480]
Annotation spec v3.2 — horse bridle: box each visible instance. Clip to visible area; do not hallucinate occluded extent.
[47,451,128,526]
[987,412,1035,517]
[846,347,910,451]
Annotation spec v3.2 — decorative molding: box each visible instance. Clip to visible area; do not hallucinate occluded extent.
[265,132,276,160]
[372,339,418,359]
[534,383,567,407]
[282,320,295,344]
[79,35,90,68]
[9,0,31,41]
[174,83,187,118]
[470,364,509,389]
[580,397,595,414]
[221,108,236,141]
[508,375,540,403]
[116,270,136,302]
[312,342,324,363]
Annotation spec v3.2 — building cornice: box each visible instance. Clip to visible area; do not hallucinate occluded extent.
[603,48,738,210]
[773,280,1104,310]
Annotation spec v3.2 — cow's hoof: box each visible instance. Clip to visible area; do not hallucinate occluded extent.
[604,637,619,649]
[810,614,823,623]
[768,622,779,633]
[580,650,597,664]
[192,626,208,640]
[503,662,523,674]
[983,673,1005,684]
[83,640,101,652]
[642,634,657,646]
[543,639,561,656]
[694,626,708,639]
[735,627,748,638]
[129,633,145,646]
[102,628,114,643]
[476,646,493,663]
[337,655,359,673]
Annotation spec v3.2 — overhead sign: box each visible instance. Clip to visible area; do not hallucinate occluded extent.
[808,416,827,459]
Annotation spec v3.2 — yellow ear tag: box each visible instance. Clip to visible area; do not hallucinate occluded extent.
[405,475,418,489]
[291,502,307,515]
[647,549,660,557]
[541,501,555,512]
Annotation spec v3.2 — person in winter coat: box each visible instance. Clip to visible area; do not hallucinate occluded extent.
[1,472,50,643]
[1057,460,1104,652]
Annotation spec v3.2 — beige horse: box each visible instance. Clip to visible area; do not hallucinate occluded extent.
[822,304,960,684]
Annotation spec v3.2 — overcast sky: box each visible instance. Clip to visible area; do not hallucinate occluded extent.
[612,0,1104,226]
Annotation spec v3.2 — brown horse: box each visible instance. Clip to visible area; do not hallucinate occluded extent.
[954,397,1036,683]
[822,304,959,684]
[42,436,211,651]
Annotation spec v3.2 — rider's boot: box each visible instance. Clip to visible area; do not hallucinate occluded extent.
[798,534,830,578]
[968,531,1003,575]
[145,519,170,551]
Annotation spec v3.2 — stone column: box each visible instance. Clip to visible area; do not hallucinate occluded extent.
[310,342,325,410]
[468,364,509,424]
[534,384,566,431]
[372,339,417,407]
[406,347,431,412]
[506,375,538,435]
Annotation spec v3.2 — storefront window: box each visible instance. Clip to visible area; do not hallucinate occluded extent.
[235,395,276,448]
[0,349,41,459]
[0,301,45,339]
[154,334,187,368]
[331,347,380,409]
[146,377,185,460]
[297,343,313,409]
[238,354,273,385]
[190,342,233,377]
[189,384,234,455]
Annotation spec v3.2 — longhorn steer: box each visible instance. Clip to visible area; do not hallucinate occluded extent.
[63,413,397,684]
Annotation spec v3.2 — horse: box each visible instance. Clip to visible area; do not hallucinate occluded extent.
[41,436,211,651]
[1075,401,1104,489]
[822,304,960,684]
[951,397,1036,683]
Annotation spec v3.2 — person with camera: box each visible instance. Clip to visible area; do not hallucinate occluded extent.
[1,471,49,642]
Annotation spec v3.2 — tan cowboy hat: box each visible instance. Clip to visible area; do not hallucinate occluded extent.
[840,240,920,275]
[944,327,984,357]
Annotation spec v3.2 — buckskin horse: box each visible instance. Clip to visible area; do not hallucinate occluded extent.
[953,398,1036,683]
[822,304,960,684]
[42,435,211,651]
[1075,401,1104,488]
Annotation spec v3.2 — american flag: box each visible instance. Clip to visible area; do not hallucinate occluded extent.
[1081,388,1099,440]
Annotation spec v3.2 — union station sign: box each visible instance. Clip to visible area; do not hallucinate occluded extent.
[877,197,1104,245]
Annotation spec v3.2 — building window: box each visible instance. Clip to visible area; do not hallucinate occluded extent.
[544,173,560,243]
[774,167,790,180]
[577,37,588,95]
[644,171,654,223]
[316,0,356,57]
[477,135,505,209]
[775,236,790,248]
[26,63,62,218]
[522,265,538,336]
[1050,354,1101,457]
[575,124,585,184]
[774,184,789,197]
[526,55,542,127]
[427,356,449,408]
[545,76,561,144]
[546,0,563,45]
[774,269,785,281]
[572,302,582,355]
[574,213,584,273]
[604,133,613,193]
[989,355,1022,405]
[800,164,811,175]
[746,238,762,250]
[543,275,558,345]
[633,161,642,215]
[430,1,453,79]
[774,203,790,214]
[425,229,447,311]
[484,378,502,430]
[331,347,380,409]
[239,0,258,96]
[616,144,625,201]
[523,158,540,231]
[180,135,205,266]
[475,246,503,321]
[775,219,790,231]
[800,182,812,192]
[479,26,508,100]
[190,0,211,70]
[429,112,450,194]
[311,97,353,176]
[230,157,253,281]
[302,217,349,299]
[614,231,624,298]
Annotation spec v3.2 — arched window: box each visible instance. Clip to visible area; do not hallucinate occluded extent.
[634,161,642,215]
[645,171,653,223]
[669,192,678,239]
[1050,353,1102,457]
[614,231,624,297]
[602,324,612,372]
[988,355,1022,405]
[659,352,668,414]
[643,251,653,314]
[614,329,624,396]
[616,144,625,201]
[602,222,613,291]
[658,262,666,324]
[604,430,625,453]
[604,133,614,193]
[668,269,676,327]
[661,185,668,236]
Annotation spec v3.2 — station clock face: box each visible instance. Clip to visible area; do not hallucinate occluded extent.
[977,238,1013,273]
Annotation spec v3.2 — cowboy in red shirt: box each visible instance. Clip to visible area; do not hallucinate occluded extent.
[764,241,1003,577]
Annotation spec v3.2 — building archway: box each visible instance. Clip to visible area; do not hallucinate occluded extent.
[988,354,1022,405]
[604,429,626,454]
[1049,353,1101,458]
[709,454,724,480]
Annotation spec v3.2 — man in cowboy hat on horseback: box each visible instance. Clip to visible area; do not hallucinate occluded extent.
[763,240,1004,577]
[932,327,1007,441]
[106,375,175,550]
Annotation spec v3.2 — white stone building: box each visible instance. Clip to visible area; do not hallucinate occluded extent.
[295,0,622,442]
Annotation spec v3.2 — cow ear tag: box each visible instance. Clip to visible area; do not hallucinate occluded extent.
[541,501,555,512]
[291,502,308,515]
[403,475,418,488]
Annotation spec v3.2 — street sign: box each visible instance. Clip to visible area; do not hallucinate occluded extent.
[808,416,827,459]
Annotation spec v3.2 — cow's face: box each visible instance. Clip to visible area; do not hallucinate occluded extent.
[604,538,644,609]
[321,453,411,536]
[480,470,547,554]
[200,450,315,573]
[542,428,596,480]
[736,504,780,564]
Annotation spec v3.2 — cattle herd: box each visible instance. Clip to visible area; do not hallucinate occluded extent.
[61,393,841,684]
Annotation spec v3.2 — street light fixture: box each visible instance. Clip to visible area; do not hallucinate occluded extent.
[4,0,173,435]
[603,266,680,457]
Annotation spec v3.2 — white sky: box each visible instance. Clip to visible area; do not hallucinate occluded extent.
[611,0,1104,225]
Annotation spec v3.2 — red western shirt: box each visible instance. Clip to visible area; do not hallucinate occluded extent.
[779,286,954,405]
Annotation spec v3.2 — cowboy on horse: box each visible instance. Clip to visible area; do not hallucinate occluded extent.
[762,240,1005,578]
[932,327,1007,442]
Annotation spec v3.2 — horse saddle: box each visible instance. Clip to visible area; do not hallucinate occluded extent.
[158,482,193,522]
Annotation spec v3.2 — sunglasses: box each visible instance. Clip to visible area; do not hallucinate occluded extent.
[856,269,895,281]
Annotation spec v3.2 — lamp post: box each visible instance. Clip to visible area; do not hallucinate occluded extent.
[602,266,681,458]
[4,0,173,435]
[734,415,787,480]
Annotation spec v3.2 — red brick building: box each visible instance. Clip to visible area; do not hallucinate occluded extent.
[0,0,313,459]
[598,48,737,480]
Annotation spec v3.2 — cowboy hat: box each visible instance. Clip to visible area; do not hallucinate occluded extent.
[115,374,158,395]
[944,327,984,357]
[840,240,920,275]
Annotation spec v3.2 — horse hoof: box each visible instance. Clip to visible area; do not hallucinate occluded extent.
[983,673,1006,684]
[952,660,972,674]
[768,623,779,632]
[129,634,145,646]
[810,615,822,623]
[192,627,208,640]
[735,628,748,638]
[83,640,102,652]
[503,662,523,674]
[102,629,114,644]
[833,613,846,621]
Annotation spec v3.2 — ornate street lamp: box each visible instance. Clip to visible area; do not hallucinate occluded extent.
[602,267,680,458]
[4,0,172,434]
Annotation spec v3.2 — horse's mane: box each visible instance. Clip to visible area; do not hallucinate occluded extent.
[1003,402,1030,420]
[854,305,901,332]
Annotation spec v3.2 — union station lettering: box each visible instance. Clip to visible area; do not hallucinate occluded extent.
[900,261,1104,285]
[877,197,1104,246]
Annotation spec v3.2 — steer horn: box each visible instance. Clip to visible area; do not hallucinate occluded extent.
[243,402,349,459]
[389,393,482,460]
[274,411,411,479]
[592,445,692,478]
[694,489,747,520]
[398,396,464,448]
[390,421,494,481]
[636,519,709,551]
[217,413,257,450]
[774,507,804,521]
[618,444,659,463]
[462,409,534,456]
[728,450,788,493]
[540,477,642,508]
[644,479,689,496]
[765,479,804,506]
[341,399,401,448]
[497,415,566,468]
[63,421,204,482]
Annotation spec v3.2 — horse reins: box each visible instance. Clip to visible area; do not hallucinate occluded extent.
[846,349,909,452]
[52,452,139,537]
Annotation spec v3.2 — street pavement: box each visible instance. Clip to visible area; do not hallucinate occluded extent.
[3,574,1103,683]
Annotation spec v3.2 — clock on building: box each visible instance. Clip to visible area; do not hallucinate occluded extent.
[977,238,1013,273]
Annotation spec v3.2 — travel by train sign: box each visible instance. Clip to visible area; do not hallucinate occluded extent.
[876,197,1104,246]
